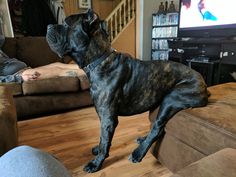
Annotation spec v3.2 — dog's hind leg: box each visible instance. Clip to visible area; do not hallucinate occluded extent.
[129,90,202,163]
[129,86,208,163]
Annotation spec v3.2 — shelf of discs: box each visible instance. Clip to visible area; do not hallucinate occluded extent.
[151,12,178,60]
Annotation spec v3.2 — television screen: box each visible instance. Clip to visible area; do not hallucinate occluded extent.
[178,0,236,38]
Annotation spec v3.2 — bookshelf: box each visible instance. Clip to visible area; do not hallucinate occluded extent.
[151,12,178,60]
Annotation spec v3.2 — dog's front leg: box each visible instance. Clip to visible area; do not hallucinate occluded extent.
[84,112,118,173]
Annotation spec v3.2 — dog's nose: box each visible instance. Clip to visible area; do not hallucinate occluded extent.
[47,24,54,30]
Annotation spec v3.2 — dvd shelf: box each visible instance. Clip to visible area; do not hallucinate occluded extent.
[151,12,178,60]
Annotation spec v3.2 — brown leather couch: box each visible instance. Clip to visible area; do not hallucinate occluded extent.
[0,86,18,156]
[1,37,93,120]
[150,82,236,174]
[170,148,236,177]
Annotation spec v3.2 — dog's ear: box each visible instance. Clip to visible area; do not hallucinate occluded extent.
[83,9,100,35]
[87,9,99,25]
[100,20,109,37]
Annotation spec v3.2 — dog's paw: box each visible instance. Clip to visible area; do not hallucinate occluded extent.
[128,149,143,163]
[92,145,99,156]
[136,136,146,145]
[83,160,101,173]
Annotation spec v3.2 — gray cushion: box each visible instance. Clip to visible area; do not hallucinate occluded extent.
[0,146,72,177]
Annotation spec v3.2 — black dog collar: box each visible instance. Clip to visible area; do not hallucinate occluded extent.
[83,48,116,74]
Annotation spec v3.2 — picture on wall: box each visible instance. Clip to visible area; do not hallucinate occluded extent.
[0,11,3,35]
[78,0,91,9]
[0,0,14,37]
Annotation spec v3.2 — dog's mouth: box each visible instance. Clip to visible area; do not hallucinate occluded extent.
[46,24,70,58]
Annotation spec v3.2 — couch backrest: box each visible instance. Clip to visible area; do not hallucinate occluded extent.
[2,37,72,67]
[16,37,61,67]
[2,38,17,58]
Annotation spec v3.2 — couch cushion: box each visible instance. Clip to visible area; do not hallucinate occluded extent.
[78,74,90,90]
[171,148,236,177]
[15,91,93,119]
[0,146,72,177]
[22,77,80,95]
[16,37,61,67]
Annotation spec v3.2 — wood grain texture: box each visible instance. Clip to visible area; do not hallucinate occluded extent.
[18,107,172,177]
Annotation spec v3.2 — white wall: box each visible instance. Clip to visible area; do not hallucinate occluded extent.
[136,0,179,60]
[0,0,14,37]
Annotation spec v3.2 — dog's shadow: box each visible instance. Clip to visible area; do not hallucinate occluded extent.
[102,151,131,169]
[101,137,137,169]
[101,134,165,170]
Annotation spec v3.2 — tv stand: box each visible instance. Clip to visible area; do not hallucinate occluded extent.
[186,58,221,86]
[189,56,211,62]
[168,38,236,85]
[182,37,231,43]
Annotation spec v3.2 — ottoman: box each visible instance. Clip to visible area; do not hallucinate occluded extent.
[0,146,72,177]
[149,82,236,172]
[170,148,236,177]
[0,86,18,156]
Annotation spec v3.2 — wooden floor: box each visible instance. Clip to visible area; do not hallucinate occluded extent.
[18,107,172,177]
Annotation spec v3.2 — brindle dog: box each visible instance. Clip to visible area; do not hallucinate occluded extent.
[46,9,208,173]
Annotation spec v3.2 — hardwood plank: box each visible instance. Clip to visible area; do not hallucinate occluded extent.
[18,107,172,177]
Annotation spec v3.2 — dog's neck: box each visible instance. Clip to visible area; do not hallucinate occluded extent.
[81,31,114,73]
[70,31,113,71]
[86,31,110,60]
[83,48,115,75]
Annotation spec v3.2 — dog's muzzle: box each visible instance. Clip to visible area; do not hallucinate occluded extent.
[46,25,69,58]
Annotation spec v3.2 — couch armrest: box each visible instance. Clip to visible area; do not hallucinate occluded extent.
[0,86,18,156]
[0,83,22,96]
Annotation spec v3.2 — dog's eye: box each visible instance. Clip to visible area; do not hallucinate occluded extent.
[65,15,83,27]
[63,22,70,28]
[64,19,72,27]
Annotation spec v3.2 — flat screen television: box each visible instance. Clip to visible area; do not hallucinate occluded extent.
[178,0,236,38]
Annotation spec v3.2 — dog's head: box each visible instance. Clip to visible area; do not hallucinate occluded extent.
[46,9,110,68]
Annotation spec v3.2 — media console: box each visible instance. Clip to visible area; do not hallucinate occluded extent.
[168,38,236,86]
